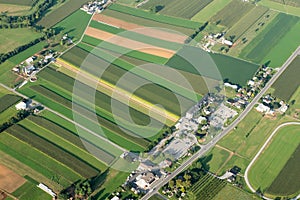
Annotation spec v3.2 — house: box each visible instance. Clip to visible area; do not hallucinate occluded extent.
[137,160,156,171]
[25,57,33,64]
[197,116,207,124]
[248,80,255,87]
[224,82,238,90]
[111,196,120,200]
[256,103,270,113]
[15,101,27,110]
[135,172,156,190]
[279,104,288,113]
[24,65,35,75]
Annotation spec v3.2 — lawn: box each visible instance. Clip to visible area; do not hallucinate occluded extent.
[201,147,230,174]
[242,13,299,64]
[259,0,300,17]
[141,0,213,19]
[191,0,232,23]
[210,0,255,28]
[53,9,91,42]
[12,181,52,200]
[267,144,300,197]
[212,184,259,200]
[37,0,90,28]
[248,125,300,194]
[272,56,300,101]
[166,46,259,86]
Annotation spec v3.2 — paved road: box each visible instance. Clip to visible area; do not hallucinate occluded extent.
[141,47,300,200]
[244,122,300,200]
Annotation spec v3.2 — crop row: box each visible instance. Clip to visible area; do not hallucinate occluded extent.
[0,132,81,187]
[0,94,22,113]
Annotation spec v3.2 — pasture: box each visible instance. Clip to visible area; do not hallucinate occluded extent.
[210,0,255,28]
[272,56,300,101]
[267,144,300,196]
[53,9,91,42]
[201,147,230,173]
[141,0,212,19]
[191,0,232,23]
[248,125,300,195]
[37,0,89,28]
[259,0,300,17]
[0,28,42,54]
[242,13,299,64]
[12,181,52,200]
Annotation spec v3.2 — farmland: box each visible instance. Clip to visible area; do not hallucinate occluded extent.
[12,181,52,200]
[141,0,213,19]
[0,28,42,54]
[0,4,30,16]
[241,13,299,64]
[0,0,34,6]
[0,94,22,113]
[0,164,26,193]
[37,0,89,28]
[267,144,300,196]
[210,0,255,28]
[213,184,259,200]
[258,0,300,17]
[272,56,300,101]
[270,0,300,7]
[248,125,300,196]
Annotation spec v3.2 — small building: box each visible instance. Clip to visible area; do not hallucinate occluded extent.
[15,101,27,110]
[25,57,33,64]
[37,183,56,198]
[135,172,155,190]
[111,196,120,200]
[197,116,207,124]
[248,80,255,86]
[256,103,270,113]
[224,82,238,90]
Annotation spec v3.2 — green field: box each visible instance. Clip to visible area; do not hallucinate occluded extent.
[212,184,259,200]
[53,9,91,42]
[201,147,230,173]
[103,6,198,35]
[226,6,269,41]
[141,0,212,19]
[0,28,42,54]
[12,181,52,200]
[270,0,300,7]
[210,0,255,28]
[259,0,300,17]
[0,94,22,113]
[0,0,33,6]
[248,125,300,195]
[191,0,232,23]
[241,13,299,64]
[166,46,259,86]
[37,0,89,28]
[272,56,300,101]
[267,144,300,196]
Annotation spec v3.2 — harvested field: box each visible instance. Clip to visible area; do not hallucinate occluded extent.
[92,14,187,43]
[85,27,175,58]
[0,164,26,193]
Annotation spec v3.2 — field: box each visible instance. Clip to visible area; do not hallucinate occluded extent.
[259,0,300,17]
[166,46,259,86]
[0,4,30,16]
[189,173,227,200]
[210,0,255,28]
[248,125,300,196]
[37,0,89,28]
[225,6,269,41]
[0,94,22,113]
[0,164,26,193]
[191,0,232,23]
[272,56,300,101]
[240,13,299,65]
[141,0,212,19]
[267,144,300,196]
[53,9,91,42]
[12,181,52,200]
[0,0,33,6]
[270,0,300,7]
[0,28,43,54]
[200,147,230,173]
[212,184,259,200]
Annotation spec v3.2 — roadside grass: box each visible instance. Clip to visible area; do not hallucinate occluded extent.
[210,0,255,28]
[258,0,300,17]
[0,132,81,187]
[242,13,299,64]
[272,56,300,101]
[12,181,52,200]
[53,9,91,42]
[191,0,232,23]
[248,125,300,194]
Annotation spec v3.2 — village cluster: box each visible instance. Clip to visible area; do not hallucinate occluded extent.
[200,32,233,53]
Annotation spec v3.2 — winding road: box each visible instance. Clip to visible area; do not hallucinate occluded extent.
[244,122,300,200]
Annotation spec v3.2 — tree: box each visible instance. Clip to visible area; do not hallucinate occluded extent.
[168,180,175,189]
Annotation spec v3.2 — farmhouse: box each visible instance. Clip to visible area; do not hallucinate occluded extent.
[15,101,27,110]
[256,103,270,113]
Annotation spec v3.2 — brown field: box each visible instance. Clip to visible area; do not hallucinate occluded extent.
[85,27,175,58]
[0,164,26,193]
[0,4,30,15]
[93,14,187,44]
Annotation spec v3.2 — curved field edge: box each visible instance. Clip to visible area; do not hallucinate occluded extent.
[248,124,300,196]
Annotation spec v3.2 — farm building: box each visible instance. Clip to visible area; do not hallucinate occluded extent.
[15,101,27,110]
[256,103,270,113]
